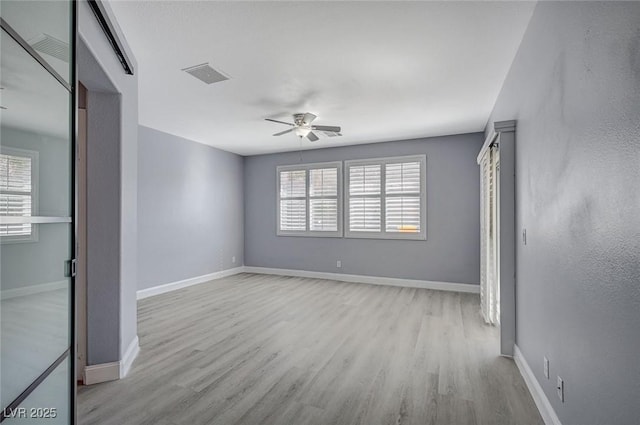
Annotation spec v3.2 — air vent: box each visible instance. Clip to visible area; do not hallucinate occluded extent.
[182,63,229,84]
[30,34,70,63]
[323,131,342,137]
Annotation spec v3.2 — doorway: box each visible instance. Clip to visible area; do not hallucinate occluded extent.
[478,121,516,357]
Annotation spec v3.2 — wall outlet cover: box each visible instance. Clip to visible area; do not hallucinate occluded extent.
[544,357,549,379]
[336,260,342,268]
[557,376,564,402]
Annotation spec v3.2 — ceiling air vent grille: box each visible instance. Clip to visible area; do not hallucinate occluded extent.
[30,34,70,63]
[182,63,229,85]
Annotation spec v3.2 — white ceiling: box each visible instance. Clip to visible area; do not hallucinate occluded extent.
[109,1,535,156]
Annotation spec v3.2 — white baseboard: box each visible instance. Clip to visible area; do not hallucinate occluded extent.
[120,335,139,378]
[84,335,140,385]
[137,267,245,300]
[1,280,67,300]
[136,266,478,300]
[514,344,562,425]
[243,266,480,294]
[84,361,120,385]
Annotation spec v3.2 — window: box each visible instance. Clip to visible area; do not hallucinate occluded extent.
[345,155,426,240]
[0,147,38,243]
[277,161,342,237]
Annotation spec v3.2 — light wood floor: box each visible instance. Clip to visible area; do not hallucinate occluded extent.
[78,273,543,425]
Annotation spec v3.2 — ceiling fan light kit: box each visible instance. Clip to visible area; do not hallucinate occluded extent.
[295,127,311,138]
[266,112,341,142]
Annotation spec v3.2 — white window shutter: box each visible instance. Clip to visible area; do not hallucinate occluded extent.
[0,153,33,236]
[348,164,381,232]
[309,168,338,231]
[345,156,425,239]
[277,162,342,236]
[385,161,421,233]
[279,170,306,231]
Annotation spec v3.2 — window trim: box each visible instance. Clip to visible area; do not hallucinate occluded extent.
[345,154,426,240]
[0,146,39,244]
[276,161,343,238]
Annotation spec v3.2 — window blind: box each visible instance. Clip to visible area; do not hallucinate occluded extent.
[309,168,338,231]
[279,170,306,231]
[385,161,421,233]
[277,162,342,236]
[345,155,425,240]
[0,153,33,236]
[348,164,381,232]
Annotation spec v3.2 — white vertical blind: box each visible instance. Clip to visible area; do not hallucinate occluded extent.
[0,152,33,236]
[479,144,500,325]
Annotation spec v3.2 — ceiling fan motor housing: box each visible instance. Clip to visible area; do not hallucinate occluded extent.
[293,113,306,126]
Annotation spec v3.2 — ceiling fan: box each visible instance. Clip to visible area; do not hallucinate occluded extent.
[265,113,341,142]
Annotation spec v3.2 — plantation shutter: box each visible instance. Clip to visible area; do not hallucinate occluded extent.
[346,156,425,239]
[277,162,342,236]
[0,153,33,236]
[385,161,421,233]
[309,168,338,231]
[348,164,381,232]
[279,169,306,231]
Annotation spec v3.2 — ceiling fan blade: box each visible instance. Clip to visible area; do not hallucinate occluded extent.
[322,131,342,137]
[302,113,317,126]
[307,131,319,142]
[265,118,294,126]
[311,125,341,133]
[273,128,294,136]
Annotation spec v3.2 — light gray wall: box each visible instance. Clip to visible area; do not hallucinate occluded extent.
[137,126,244,290]
[78,0,139,364]
[244,133,483,284]
[487,2,640,424]
[0,127,70,290]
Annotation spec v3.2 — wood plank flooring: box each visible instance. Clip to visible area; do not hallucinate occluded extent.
[78,273,543,425]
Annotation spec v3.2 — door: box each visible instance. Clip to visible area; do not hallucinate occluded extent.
[1,1,76,423]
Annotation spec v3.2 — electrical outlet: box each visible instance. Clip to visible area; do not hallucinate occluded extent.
[543,357,549,379]
[336,260,342,268]
[232,256,236,264]
[557,376,564,402]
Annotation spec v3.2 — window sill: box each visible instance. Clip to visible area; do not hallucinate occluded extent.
[277,231,343,238]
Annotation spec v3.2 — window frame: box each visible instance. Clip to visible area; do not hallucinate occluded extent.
[345,154,426,240]
[276,161,343,238]
[0,146,39,244]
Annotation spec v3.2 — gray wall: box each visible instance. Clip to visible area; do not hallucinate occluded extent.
[244,133,483,284]
[137,126,244,290]
[79,0,139,364]
[487,2,640,424]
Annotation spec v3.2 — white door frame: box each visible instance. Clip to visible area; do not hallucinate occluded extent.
[76,94,88,382]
